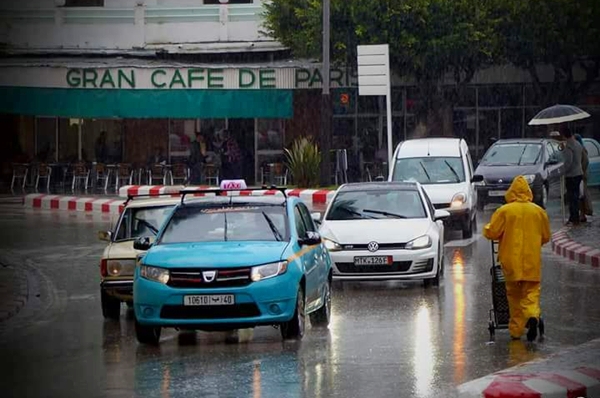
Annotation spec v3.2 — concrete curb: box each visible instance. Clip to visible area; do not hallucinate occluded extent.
[551,227,600,267]
[24,194,125,215]
[118,185,335,206]
[457,339,600,397]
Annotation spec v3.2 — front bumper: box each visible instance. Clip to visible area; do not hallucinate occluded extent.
[101,279,133,302]
[133,271,300,329]
[477,181,543,205]
[329,248,438,281]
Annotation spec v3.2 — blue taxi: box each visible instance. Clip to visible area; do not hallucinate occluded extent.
[132,186,333,345]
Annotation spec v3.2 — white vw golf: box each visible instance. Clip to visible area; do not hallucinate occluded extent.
[315,182,450,287]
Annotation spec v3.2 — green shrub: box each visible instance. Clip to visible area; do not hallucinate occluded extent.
[284,137,321,188]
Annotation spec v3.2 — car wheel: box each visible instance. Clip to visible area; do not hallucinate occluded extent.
[462,216,474,239]
[101,289,121,320]
[310,279,331,327]
[281,288,306,340]
[135,318,161,345]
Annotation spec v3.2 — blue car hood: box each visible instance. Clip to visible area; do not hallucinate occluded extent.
[143,241,291,268]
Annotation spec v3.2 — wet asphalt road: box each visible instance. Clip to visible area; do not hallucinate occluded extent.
[0,196,599,398]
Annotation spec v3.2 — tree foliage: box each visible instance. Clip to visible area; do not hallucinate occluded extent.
[264,0,600,118]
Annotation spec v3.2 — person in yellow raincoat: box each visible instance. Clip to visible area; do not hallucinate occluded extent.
[483,175,551,341]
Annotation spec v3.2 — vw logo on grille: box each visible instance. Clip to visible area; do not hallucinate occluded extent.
[367,241,379,252]
[202,271,217,283]
[498,179,503,183]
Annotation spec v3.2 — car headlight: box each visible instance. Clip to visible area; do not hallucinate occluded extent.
[140,265,170,284]
[106,259,136,277]
[251,261,288,282]
[406,235,432,250]
[523,174,536,184]
[450,192,467,208]
[323,238,342,252]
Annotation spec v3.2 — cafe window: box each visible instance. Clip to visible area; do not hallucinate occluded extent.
[64,0,104,6]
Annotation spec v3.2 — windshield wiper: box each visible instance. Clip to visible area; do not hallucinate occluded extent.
[262,211,283,241]
[134,218,158,235]
[224,212,228,242]
[444,160,461,182]
[419,161,431,181]
[362,209,407,219]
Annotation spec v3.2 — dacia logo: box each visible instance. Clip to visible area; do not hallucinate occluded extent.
[202,271,217,283]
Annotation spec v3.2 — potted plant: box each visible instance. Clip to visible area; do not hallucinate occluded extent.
[284,137,321,188]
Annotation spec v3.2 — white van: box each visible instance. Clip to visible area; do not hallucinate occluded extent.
[388,138,478,238]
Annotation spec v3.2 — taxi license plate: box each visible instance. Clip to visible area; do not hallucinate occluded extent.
[183,295,235,306]
[354,256,392,266]
[488,190,507,197]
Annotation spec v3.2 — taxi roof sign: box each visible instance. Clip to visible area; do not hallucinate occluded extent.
[220,179,248,190]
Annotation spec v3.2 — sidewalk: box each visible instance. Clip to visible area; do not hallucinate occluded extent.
[551,216,600,268]
[457,338,600,397]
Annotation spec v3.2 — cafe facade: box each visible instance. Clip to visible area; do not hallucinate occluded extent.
[2,57,600,185]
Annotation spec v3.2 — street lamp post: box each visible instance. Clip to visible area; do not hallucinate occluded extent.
[320,0,332,186]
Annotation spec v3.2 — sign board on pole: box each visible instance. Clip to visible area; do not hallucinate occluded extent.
[357,44,393,166]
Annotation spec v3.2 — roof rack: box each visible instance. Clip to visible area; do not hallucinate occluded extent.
[179,185,288,205]
[124,192,180,206]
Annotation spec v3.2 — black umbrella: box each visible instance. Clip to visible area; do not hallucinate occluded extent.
[528,104,590,126]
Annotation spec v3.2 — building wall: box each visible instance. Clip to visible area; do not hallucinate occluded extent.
[0,0,272,51]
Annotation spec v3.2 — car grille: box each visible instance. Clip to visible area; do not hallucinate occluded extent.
[160,303,261,319]
[168,268,251,289]
[485,177,513,185]
[433,203,451,210]
[341,242,407,251]
[336,261,412,273]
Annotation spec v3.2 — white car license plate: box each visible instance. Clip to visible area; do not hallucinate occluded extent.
[183,295,235,306]
[488,190,507,197]
[354,256,392,266]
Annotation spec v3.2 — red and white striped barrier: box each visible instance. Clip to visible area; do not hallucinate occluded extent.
[458,367,600,397]
[118,185,336,206]
[24,194,124,215]
[551,227,600,267]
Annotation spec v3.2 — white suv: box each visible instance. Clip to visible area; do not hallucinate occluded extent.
[388,138,478,239]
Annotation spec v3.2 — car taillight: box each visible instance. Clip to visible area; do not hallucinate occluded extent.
[100,259,108,277]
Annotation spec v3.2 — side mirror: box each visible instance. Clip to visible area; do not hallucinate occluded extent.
[434,209,451,221]
[471,175,484,183]
[299,231,322,246]
[133,236,153,251]
[98,231,112,242]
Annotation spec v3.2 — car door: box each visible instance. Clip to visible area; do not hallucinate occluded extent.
[584,139,600,187]
[293,204,319,308]
[544,141,561,185]
[465,145,477,211]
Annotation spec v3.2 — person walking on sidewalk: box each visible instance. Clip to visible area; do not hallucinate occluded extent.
[561,127,584,225]
[575,134,593,222]
[483,175,551,342]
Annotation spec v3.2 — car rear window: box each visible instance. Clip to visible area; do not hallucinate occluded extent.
[158,204,290,244]
[482,144,542,166]
[326,189,427,220]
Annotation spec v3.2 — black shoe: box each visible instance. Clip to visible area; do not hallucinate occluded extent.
[526,317,538,342]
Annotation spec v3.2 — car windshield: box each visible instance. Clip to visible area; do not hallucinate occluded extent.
[114,205,174,241]
[325,189,426,221]
[392,157,465,184]
[159,204,289,244]
[482,144,542,166]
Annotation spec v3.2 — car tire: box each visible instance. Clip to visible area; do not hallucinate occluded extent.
[462,216,475,239]
[135,318,161,345]
[310,279,331,327]
[101,290,121,320]
[539,185,548,209]
[281,288,306,340]
[424,256,442,288]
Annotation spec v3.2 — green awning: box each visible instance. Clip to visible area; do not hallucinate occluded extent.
[0,87,293,118]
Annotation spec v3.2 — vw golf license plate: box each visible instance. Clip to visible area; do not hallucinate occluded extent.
[354,256,392,266]
[183,294,235,306]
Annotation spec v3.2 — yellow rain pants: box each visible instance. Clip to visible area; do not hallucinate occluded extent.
[505,281,541,338]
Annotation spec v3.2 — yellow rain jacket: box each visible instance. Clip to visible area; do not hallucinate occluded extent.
[483,176,551,282]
